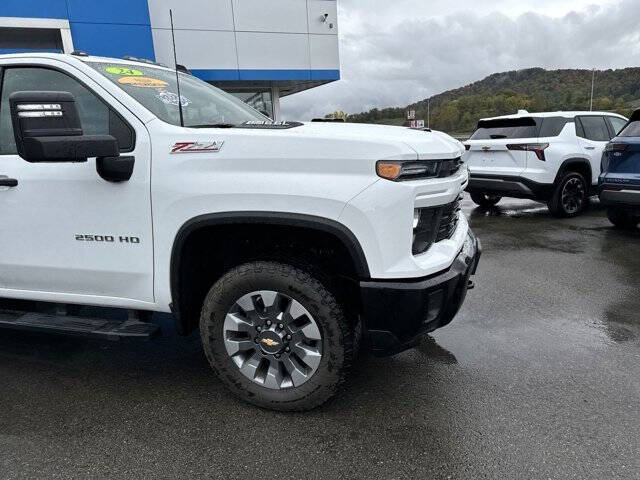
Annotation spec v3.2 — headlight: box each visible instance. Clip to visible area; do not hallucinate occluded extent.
[376,158,462,181]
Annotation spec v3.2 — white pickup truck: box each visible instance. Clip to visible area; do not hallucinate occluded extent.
[0,53,480,410]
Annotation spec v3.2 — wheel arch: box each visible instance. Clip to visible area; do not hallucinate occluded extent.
[554,158,593,186]
[169,212,370,335]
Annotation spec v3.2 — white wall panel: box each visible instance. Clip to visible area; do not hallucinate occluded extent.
[307,0,338,35]
[309,34,339,70]
[236,32,309,70]
[152,28,238,69]
[232,0,308,33]
[148,0,234,31]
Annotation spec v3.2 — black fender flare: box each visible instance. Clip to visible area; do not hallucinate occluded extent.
[553,158,593,186]
[169,211,370,323]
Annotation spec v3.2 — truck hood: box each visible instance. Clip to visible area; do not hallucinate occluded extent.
[287,122,464,160]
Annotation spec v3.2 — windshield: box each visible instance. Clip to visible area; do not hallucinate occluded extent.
[470,117,540,140]
[85,61,270,127]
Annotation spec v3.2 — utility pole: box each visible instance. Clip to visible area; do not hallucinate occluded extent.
[590,68,595,111]
[427,98,431,129]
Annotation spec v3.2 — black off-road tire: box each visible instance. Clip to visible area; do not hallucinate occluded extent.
[470,193,502,207]
[548,172,588,218]
[200,261,353,411]
[607,208,640,230]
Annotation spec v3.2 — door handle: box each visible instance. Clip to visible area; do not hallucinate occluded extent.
[585,146,596,150]
[0,176,18,187]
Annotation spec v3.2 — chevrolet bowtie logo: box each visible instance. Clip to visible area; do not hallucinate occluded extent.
[261,338,279,347]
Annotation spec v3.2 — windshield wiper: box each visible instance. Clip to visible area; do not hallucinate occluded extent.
[489,134,508,139]
[186,123,236,128]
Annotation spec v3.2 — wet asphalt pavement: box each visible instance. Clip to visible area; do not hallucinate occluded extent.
[2,196,640,479]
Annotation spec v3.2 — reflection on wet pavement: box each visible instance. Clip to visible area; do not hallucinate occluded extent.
[415,335,458,364]
[463,195,640,345]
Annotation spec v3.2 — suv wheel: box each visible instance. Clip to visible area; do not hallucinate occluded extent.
[200,261,353,411]
[607,208,639,230]
[470,193,502,207]
[548,172,588,218]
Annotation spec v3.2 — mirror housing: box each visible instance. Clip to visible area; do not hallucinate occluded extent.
[9,91,119,162]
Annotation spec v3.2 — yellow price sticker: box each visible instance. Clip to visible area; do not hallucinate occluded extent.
[118,76,168,88]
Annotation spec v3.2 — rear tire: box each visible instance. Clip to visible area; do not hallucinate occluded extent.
[607,208,639,230]
[548,172,588,218]
[470,193,502,207]
[200,261,353,411]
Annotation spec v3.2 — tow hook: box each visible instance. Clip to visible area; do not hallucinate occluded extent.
[467,280,475,290]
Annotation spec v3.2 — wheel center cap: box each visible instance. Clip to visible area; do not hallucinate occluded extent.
[258,331,284,354]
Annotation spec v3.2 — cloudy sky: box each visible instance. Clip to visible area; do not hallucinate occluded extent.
[280,0,639,120]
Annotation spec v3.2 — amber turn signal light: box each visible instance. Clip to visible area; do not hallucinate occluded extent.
[376,162,402,180]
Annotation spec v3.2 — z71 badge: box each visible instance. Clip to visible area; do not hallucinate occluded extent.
[170,141,224,154]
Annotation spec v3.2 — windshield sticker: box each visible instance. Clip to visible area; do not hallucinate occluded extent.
[118,76,168,88]
[106,66,144,76]
[170,141,225,154]
[156,91,191,107]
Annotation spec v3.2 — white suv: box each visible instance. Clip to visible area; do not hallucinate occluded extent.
[463,110,628,217]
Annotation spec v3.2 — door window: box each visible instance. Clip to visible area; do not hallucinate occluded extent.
[538,117,571,137]
[607,116,627,137]
[0,66,134,155]
[576,116,610,142]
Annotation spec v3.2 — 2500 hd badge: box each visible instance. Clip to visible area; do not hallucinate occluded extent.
[75,234,140,244]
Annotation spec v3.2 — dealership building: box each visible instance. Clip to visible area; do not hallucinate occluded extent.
[0,0,340,120]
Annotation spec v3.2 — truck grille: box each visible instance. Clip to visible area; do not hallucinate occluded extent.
[412,195,463,255]
[435,196,462,241]
[438,157,463,178]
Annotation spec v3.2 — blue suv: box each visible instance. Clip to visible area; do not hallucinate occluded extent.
[599,109,640,229]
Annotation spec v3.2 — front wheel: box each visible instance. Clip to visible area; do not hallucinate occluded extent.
[470,193,502,207]
[200,261,353,411]
[607,208,639,230]
[548,172,588,218]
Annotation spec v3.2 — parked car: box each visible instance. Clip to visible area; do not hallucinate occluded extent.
[599,109,640,229]
[0,53,481,411]
[464,110,628,217]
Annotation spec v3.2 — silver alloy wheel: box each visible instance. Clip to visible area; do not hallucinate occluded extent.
[561,177,585,214]
[223,290,323,390]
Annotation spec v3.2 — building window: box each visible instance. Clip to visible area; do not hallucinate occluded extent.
[0,27,64,53]
[227,91,274,119]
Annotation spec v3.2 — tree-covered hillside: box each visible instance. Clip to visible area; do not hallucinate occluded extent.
[346,68,640,134]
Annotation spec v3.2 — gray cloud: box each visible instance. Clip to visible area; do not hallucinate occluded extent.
[281,0,639,121]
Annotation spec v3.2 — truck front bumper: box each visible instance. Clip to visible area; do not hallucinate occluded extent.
[360,229,481,356]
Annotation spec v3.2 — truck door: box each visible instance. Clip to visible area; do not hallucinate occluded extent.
[0,63,154,305]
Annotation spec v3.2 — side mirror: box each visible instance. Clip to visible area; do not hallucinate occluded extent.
[9,91,118,162]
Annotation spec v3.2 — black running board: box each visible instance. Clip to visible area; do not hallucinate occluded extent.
[0,310,160,340]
